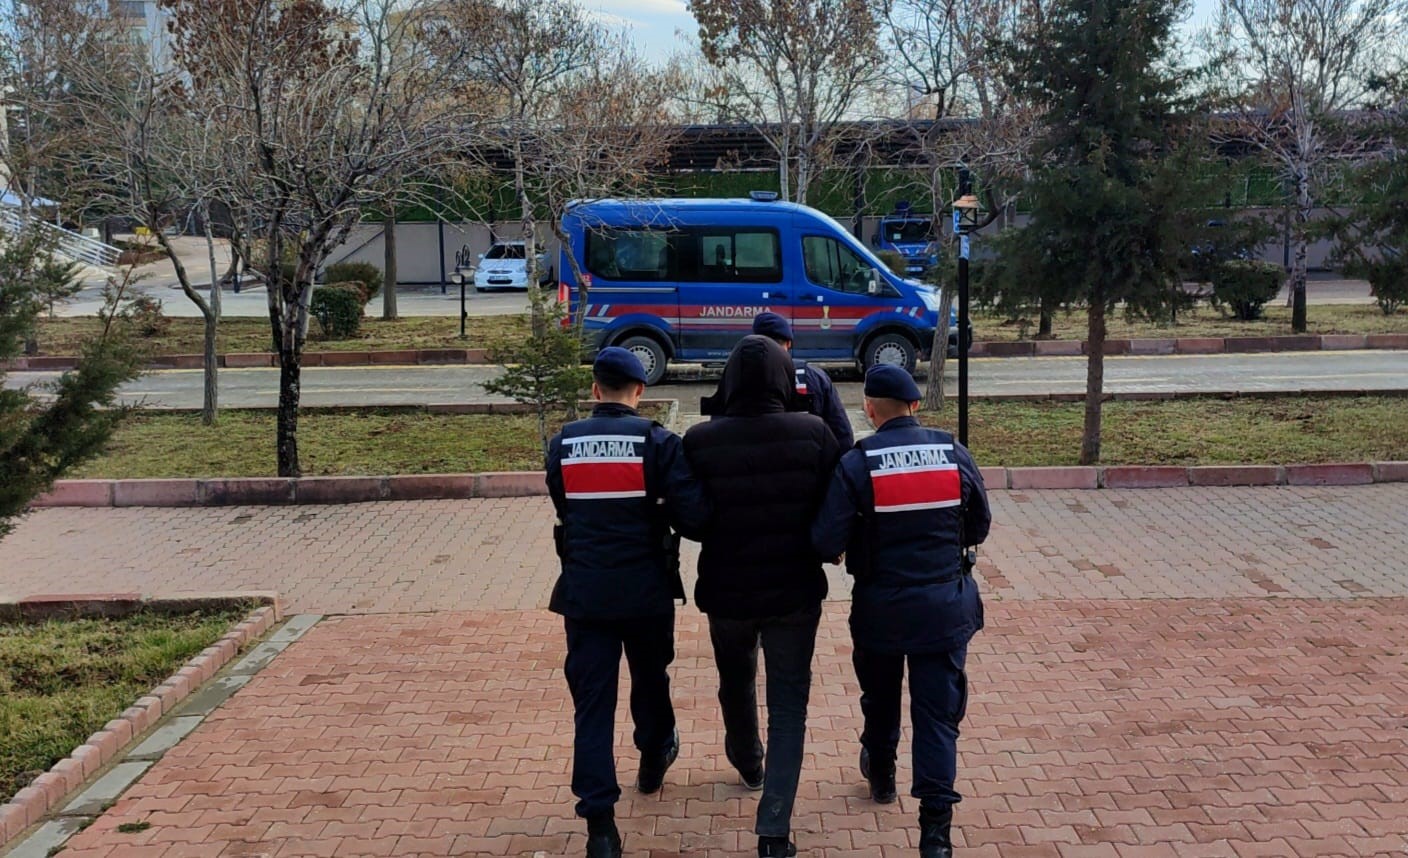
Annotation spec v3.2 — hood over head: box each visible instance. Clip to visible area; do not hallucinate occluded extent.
[704,334,794,417]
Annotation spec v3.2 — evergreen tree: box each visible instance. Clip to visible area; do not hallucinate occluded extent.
[1325,82,1408,316]
[0,226,141,539]
[995,0,1204,464]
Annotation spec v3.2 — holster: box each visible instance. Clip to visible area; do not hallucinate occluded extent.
[553,521,566,559]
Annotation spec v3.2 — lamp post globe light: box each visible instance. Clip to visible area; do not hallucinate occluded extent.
[950,169,983,448]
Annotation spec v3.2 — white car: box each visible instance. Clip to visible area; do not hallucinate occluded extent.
[473,241,552,291]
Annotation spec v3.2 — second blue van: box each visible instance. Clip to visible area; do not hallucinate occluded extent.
[558,193,958,385]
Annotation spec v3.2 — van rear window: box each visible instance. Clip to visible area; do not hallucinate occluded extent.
[585,228,782,284]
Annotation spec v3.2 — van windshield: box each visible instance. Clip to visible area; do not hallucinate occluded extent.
[883,219,934,243]
[485,244,526,260]
[813,211,897,275]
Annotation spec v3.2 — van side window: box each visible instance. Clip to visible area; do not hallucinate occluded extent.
[586,230,671,281]
[674,229,781,283]
[803,235,875,294]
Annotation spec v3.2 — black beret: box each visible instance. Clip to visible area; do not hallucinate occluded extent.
[593,346,648,385]
[751,311,793,342]
[864,364,922,402]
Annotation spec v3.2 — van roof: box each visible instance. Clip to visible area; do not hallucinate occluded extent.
[567,197,817,217]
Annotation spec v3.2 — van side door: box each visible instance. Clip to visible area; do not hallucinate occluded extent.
[793,232,901,359]
[673,226,787,360]
[578,227,680,351]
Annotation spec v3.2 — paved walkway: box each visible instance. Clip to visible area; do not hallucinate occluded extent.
[3,487,1408,611]
[4,487,1408,856]
[42,600,1408,857]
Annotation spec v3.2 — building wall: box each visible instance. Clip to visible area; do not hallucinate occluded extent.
[324,207,1340,286]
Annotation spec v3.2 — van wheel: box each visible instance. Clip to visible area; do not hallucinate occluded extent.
[618,335,668,385]
[863,332,917,373]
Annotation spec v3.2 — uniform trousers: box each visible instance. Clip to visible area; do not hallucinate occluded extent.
[707,602,822,838]
[852,643,969,809]
[563,614,677,819]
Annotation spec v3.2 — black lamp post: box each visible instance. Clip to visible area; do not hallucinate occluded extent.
[951,170,983,448]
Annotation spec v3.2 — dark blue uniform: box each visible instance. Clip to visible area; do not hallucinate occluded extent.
[792,359,854,450]
[546,403,710,820]
[811,416,990,810]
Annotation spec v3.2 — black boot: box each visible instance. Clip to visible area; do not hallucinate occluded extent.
[637,727,680,794]
[918,804,954,858]
[758,835,797,856]
[859,747,897,804]
[585,814,622,858]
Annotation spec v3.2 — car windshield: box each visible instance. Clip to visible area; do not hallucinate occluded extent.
[883,219,934,243]
[485,244,526,260]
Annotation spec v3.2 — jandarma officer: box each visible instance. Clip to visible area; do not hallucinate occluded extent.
[751,312,854,449]
[545,347,711,858]
[810,364,992,858]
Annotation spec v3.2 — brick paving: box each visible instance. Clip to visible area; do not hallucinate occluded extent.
[44,600,1408,857]
[4,486,1408,856]
[3,485,1408,611]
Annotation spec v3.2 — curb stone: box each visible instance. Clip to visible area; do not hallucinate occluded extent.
[0,596,284,850]
[32,460,1408,507]
[4,333,1403,372]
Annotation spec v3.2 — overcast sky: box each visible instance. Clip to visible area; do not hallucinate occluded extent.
[590,0,1224,63]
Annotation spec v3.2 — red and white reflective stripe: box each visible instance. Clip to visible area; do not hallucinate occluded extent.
[867,443,960,513]
[561,434,646,499]
[795,369,808,395]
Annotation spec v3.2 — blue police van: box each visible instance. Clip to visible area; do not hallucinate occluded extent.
[873,203,939,276]
[558,193,958,385]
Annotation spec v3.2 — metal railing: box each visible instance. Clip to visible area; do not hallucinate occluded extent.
[0,207,122,268]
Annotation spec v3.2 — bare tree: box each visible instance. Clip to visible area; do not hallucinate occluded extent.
[876,0,1042,406]
[480,30,683,442]
[437,0,604,326]
[62,33,232,424]
[1209,0,1408,332]
[0,0,124,219]
[159,0,474,475]
[689,0,883,203]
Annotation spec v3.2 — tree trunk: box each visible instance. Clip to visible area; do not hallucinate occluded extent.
[1291,172,1310,333]
[202,206,221,425]
[382,207,398,320]
[277,344,301,477]
[924,285,956,410]
[1038,299,1054,338]
[515,149,544,337]
[1080,296,1107,466]
[202,314,219,425]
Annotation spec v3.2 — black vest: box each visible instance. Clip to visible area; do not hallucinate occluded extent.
[846,423,983,653]
[550,413,675,619]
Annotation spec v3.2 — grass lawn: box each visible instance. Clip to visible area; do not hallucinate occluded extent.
[31,315,529,357]
[922,396,1408,467]
[68,396,1407,479]
[67,408,639,478]
[27,303,1406,358]
[1,609,248,799]
[972,303,1408,342]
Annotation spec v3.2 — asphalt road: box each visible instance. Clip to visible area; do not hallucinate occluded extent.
[7,351,1405,410]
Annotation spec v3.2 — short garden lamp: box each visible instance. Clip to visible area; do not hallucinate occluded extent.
[448,267,473,340]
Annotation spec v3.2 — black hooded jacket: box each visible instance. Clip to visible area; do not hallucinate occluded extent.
[683,335,842,618]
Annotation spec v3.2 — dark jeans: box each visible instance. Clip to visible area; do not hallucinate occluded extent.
[563,614,677,819]
[707,603,822,838]
[853,643,969,809]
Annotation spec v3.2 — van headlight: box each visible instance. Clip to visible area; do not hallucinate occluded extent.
[918,289,941,313]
